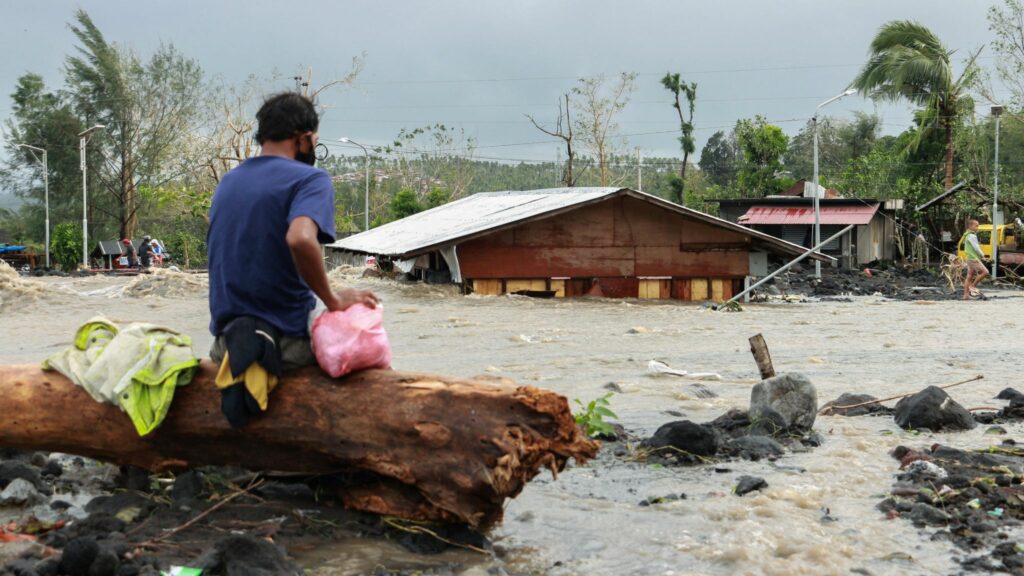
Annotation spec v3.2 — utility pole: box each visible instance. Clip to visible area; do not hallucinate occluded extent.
[16,144,49,268]
[636,147,642,191]
[78,124,105,269]
[992,104,1003,280]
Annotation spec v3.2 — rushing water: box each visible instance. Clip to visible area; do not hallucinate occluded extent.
[3,275,1022,575]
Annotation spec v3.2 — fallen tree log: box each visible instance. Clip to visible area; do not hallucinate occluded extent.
[0,362,598,529]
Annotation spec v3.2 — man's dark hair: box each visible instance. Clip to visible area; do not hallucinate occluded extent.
[254,92,319,144]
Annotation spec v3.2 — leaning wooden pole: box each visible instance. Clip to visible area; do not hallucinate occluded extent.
[748,333,775,380]
[0,362,598,529]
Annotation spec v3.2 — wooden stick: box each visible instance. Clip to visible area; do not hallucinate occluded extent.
[749,333,775,380]
[818,375,985,415]
[139,478,266,547]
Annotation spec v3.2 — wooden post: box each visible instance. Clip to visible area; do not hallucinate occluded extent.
[749,333,775,380]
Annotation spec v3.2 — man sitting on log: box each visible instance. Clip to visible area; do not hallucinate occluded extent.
[207,92,378,425]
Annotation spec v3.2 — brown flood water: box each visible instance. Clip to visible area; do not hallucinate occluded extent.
[2,270,1021,575]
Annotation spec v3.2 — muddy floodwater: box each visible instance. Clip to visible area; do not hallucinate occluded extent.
[2,270,1022,575]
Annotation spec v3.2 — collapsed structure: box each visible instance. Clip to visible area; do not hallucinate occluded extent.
[327,187,830,300]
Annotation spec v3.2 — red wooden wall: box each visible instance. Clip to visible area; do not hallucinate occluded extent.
[458,196,752,280]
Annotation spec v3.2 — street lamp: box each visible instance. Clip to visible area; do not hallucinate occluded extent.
[15,144,49,268]
[339,137,371,231]
[992,104,1004,280]
[78,124,105,268]
[812,88,857,278]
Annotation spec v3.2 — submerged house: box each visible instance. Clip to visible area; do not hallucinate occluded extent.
[326,187,830,300]
[715,196,904,268]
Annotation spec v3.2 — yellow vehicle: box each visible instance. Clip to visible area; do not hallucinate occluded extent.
[957,221,1024,266]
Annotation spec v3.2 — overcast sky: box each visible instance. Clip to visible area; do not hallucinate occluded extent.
[0,0,1009,165]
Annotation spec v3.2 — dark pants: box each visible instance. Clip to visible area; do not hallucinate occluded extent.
[209,334,316,372]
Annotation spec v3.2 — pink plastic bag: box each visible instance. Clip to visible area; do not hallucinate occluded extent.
[312,304,392,378]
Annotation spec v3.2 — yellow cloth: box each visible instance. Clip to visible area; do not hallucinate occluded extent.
[214,351,278,411]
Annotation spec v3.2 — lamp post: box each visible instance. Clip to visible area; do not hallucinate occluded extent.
[339,137,370,231]
[812,88,857,279]
[15,144,49,268]
[78,124,105,268]
[992,104,1004,280]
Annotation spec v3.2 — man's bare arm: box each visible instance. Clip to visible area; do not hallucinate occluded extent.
[286,216,379,311]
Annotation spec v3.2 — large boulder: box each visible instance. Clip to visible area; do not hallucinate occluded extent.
[749,373,818,433]
[894,386,976,432]
[644,420,719,457]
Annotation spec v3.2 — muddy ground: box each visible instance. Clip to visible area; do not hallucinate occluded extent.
[1,263,1024,575]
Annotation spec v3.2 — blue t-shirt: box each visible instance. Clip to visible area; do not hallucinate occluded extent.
[208,155,336,337]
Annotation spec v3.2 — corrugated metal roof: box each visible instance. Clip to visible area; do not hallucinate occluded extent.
[741,204,879,226]
[328,187,832,262]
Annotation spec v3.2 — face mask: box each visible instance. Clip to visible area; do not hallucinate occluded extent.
[295,134,316,166]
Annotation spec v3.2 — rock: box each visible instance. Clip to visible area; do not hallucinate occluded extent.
[894,387,976,432]
[819,393,894,416]
[40,460,62,478]
[706,409,750,437]
[996,388,1024,402]
[735,475,768,496]
[907,502,950,526]
[34,556,60,576]
[194,535,300,576]
[986,426,1008,435]
[643,421,719,457]
[60,537,100,576]
[728,435,785,460]
[0,478,45,506]
[87,548,119,576]
[0,541,39,567]
[749,373,817,433]
[115,467,150,492]
[2,558,40,576]
[748,407,788,437]
[0,462,44,492]
[170,470,205,501]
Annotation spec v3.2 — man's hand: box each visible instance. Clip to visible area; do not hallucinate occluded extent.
[327,287,380,312]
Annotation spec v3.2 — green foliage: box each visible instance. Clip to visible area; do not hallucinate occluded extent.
[50,222,82,271]
[850,19,981,189]
[661,72,698,193]
[698,130,739,187]
[165,229,207,269]
[574,392,618,438]
[426,187,451,208]
[735,115,789,195]
[390,188,423,221]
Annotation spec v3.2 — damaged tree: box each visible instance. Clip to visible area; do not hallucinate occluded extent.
[0,362,597,529]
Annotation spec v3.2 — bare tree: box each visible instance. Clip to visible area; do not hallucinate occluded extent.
[571,73,637,186]
[526,93,578,187]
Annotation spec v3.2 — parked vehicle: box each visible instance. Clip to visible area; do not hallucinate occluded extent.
[956,220,1024,268]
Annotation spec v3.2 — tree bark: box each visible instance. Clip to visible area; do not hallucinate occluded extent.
[0,362,598,529]
[945,119,954,192]
[748,333,776,380]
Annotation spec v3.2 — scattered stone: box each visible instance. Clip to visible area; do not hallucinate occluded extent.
[87,548,119,576]
[0,462,45,492]
[893,386,976,432]
[749,373,817,433]
[734,475,768,496]
[0,478,45,506]
[726,435,785,460]
[907,502,951,526]
[986,426,1008,435]
[170,470,205,501]
[819,393,894,417]
[59,537,100,576]
[643,421,719,458]
[747,407,788,437]
[194,535,300,576]
[996,388,1024,402]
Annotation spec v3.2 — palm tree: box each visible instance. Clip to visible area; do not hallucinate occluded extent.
[850,20,980,191]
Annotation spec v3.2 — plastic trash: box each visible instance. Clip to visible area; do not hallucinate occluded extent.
[162,568,203,576]
[647,360,722,380]
[312,304,392,378]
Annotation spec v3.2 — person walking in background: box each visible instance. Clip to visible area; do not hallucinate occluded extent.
[962,219,989,300]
